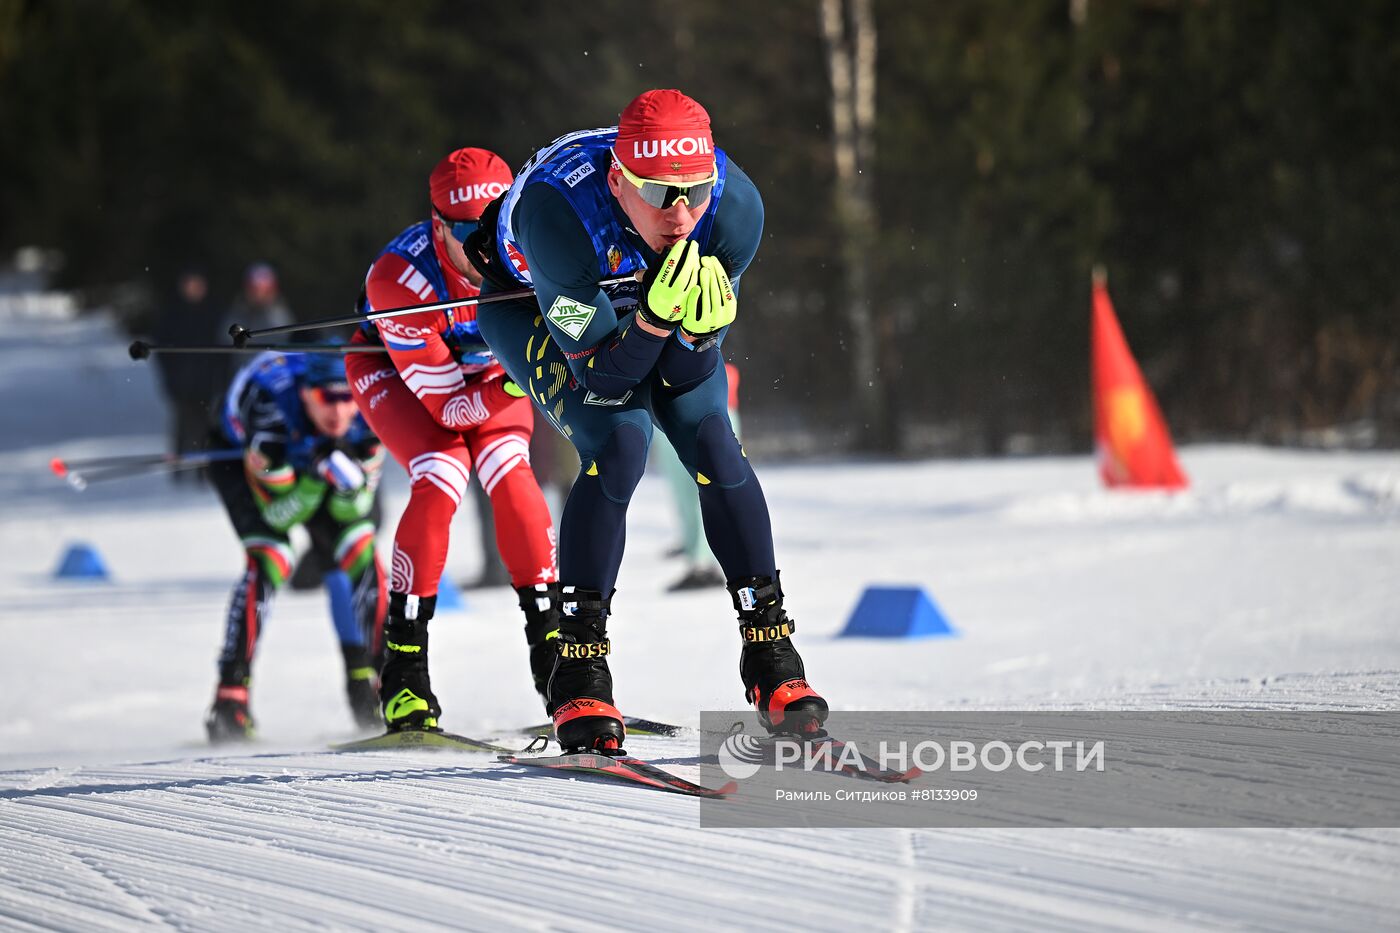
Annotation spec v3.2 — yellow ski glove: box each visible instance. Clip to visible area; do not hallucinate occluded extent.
[639,240,701,330]
[681,256,737,337]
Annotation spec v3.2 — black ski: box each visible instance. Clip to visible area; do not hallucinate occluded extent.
[807,735,922,783]
[331,729,516,754]
[747,730,922,784]
[515,715,686,738]
[498,751,736,798]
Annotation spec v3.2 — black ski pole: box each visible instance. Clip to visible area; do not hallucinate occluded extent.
[227,274,638,347]
[51,453,180,471]
[128,341,388,360]
[50,449,245,490]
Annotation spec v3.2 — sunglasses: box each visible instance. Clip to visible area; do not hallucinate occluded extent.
[308,386,355,405]
[610,150,717,209]
[435,212,480,243]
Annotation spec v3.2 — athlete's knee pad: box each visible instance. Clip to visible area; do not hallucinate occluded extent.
[693,413,749,487]
[589,420,651,504]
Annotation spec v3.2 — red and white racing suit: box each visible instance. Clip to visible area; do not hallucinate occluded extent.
[345,232,557,599]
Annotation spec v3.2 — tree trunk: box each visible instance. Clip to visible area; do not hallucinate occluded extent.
[819,0,895,451]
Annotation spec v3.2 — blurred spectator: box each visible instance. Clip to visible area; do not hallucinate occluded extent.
[153,267,222,481]
[227,262,293,332]
[220,263,295,382]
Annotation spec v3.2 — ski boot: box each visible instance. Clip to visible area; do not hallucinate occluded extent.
[548,586,625,753]
[730,574,829,736]
[205,679,255,744]
[378,592,441,732]
[516,582,560,712]
[342,644,382,730]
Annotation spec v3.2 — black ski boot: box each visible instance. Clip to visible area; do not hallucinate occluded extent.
[548,586,625,752]
[206,668,255,744]
[730,574,829,736]
[341,644,382,730]
[516,582,560,712]
[378,592,441,732]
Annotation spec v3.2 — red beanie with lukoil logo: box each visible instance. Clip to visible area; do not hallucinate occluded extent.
[614,89,714,178]
[429,147,513,221]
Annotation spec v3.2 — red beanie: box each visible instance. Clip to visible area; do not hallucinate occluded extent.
[614,89,715,178]
[429,147,513,221]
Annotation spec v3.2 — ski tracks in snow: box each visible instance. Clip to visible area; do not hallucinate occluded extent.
[2,744,1398,931]
[0,747,929,931]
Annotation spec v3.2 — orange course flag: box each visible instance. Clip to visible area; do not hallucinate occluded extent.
[1091,270,1188,490]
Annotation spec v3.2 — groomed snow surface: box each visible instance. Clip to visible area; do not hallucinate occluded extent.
[2,313,1399,931]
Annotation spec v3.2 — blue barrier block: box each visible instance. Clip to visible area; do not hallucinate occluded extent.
[435,574,466,612]
[839,585,956,638]
[54,542,111,581]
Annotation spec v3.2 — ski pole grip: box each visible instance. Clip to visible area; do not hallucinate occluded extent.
[128,340,151,360]
[229,323,250,348]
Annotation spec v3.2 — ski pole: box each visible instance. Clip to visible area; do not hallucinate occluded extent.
[128,341,388,360]
[227,275,638,346]
[51,452,188,471]
[58,461,197,489]
[50,449,245,490]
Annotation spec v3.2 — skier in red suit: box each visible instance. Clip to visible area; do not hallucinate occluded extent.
[345,148,559,731]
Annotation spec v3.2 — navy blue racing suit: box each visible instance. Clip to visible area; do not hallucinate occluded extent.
[476,128,773,594]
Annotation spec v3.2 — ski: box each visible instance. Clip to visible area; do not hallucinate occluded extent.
[806,735,922,783]
[498,751,737,798]
[515,715,686,738]
[330,729,516,754]
[748,731,922,784]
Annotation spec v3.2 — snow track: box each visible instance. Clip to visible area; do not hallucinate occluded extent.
[3,741,1399,930]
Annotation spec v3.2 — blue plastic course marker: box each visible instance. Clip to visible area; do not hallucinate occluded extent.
[54,542,111,581]
[839,585,956,638]
[435,574,466,612]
